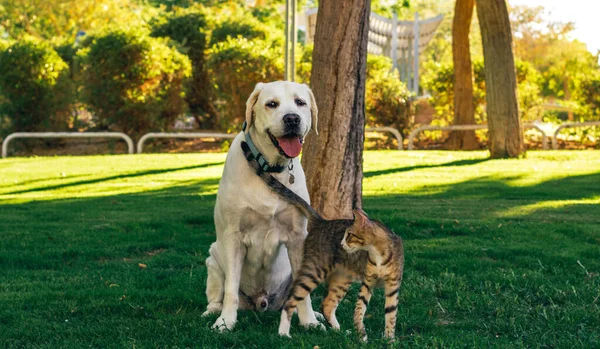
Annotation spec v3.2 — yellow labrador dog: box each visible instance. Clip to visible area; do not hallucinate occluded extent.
[203,81,321,331]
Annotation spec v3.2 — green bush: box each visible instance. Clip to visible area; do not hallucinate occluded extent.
[77,27,191,138]
[295,43,313,84]
[209,4,273,46]
[422,58,544,126]
[207,37,283,131]
[152,6,218,129]
[0,37,74,134]
[365,55,412,134]
[577,73,600,120]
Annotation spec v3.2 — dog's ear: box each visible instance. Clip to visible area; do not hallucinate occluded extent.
[306,85,318,135]
[245,82,264,133]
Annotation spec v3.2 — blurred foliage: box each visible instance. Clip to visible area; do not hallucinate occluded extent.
[423,58,544,126]
[577,73,600,121]
[0,37,74,133]
[0,0,148,42]
[0,0,598,145]
[151,5,216,128]
[207,37,284,131]
[77,27,191,138]
[366,55,412,134]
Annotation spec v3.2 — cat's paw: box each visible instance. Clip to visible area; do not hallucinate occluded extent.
[299,313,325,330]
[278,311,292,337]
[300,318,325,331]
[327,315,340,330]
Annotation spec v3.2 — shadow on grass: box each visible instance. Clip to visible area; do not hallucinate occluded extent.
[1,163,599,347]
[2,167,598,248]
[364,158,489,178]
[6,162,224,195]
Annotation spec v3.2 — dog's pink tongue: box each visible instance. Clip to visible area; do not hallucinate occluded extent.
[277,136,302,158]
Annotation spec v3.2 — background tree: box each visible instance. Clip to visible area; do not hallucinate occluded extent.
[475,0,524,158]
[301,0,371,218]
[0,0,145,41]
[446,0,478,150]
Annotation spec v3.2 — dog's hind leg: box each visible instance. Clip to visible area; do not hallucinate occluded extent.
[203,243,224,317]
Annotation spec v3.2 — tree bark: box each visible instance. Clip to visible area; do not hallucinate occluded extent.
[475,0,524,158]
[301,0,370,219]
[446,0,479,150]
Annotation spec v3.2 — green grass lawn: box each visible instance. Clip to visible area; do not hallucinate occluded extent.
[1,151,599,348]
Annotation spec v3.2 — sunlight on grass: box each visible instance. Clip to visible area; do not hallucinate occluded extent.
[1,151,599,347]
[0,154,226,204]
[498,196,600,218]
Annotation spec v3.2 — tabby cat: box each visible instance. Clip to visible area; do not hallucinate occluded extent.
[241,141,405,340]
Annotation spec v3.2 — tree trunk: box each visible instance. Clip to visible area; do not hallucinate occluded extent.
[446,0,479,150]
[301,0,370,219]
[475,0,524,158]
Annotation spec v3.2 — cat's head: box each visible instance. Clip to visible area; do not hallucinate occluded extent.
[341,208,375,253]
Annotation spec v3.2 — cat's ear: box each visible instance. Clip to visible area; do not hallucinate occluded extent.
[352,208,370,228]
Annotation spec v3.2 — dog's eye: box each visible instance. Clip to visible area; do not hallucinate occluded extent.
[295,98,306,107]
[265,101,279,109]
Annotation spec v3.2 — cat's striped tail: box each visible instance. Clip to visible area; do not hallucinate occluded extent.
[241,141,322,224]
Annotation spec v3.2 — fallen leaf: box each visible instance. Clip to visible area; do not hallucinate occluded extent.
[109,284,119,287]
[138,263,147,269]
[497,224,502,228]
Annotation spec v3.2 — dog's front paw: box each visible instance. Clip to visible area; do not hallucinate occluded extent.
[211,313,237,332]
[314,311,325,322]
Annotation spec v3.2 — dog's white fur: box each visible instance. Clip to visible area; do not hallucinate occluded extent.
[203,81,320,331]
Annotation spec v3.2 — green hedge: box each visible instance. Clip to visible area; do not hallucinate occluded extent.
[77,27,191,138]
[0,38,74,134]
[366,55,411,134]
[207,37,284,131]
[152,6,217,129]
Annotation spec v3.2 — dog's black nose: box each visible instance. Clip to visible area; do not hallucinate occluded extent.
[260,301,267,309]
[283,114,300,127]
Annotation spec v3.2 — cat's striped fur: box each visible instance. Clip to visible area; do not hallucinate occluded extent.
[241,141,404,340]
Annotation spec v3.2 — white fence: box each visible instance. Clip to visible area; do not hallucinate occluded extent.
[2,132,134,158]
[365,127,404,150]
[137,132,237,154]
[552,121,600,150]
[3,122,599,158]
[407,124,549,150]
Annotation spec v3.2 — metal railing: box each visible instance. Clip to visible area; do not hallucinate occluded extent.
[407,123,549,150]
[137,132,237,154]
[552,121,600,150]
[2,132,134,158]
[5,121,598,157]
[365,127,404,150]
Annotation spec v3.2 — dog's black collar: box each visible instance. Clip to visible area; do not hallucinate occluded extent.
[242,121,286,173]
